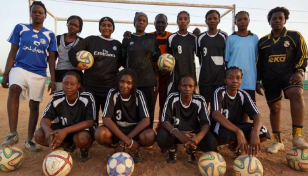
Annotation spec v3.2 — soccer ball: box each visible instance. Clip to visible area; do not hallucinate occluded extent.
[233,154,263,176]
[286,147,308,172]
[42,150,73,176]
[157,53,175,71]
[76,50,94,69]
[0,146,24,171]
[107,152,134,176]
[198,151,226,176]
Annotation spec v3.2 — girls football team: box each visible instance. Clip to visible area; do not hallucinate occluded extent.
[1,0,307,167]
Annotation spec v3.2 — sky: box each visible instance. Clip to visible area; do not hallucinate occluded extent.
[1,0,308,72]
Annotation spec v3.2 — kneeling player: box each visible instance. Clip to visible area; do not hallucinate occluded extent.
[156,75,217,165]
[34,71,96,162]
[94,69,155,163]
[212,67,270,157]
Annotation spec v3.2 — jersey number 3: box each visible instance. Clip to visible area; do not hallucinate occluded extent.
[116,110,122,120]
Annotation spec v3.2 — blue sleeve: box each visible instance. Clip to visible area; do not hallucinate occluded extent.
[225,36,231,63]
[254,35,259,61]
[48,32,57,52]
[7,24,21,46]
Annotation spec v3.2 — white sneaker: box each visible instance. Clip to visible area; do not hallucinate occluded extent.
[293,136,308,149]
[267,142,284,154]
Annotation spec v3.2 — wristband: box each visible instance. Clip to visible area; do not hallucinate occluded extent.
[170,128,177,135]
[256,81,261,84]
[128,139,134,148]
[50,81,55,84]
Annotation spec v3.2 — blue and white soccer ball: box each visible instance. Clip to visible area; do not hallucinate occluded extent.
[107,152,134,176]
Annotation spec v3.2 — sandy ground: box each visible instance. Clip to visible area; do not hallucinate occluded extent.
[0,86,307,176]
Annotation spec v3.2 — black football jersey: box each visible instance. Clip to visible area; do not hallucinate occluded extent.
[69,36,122,97]
[196,30,228,86]
[42,91,96,128]
[122,33,161,88]
[211,86,259,132]
[103,88,150,129]
[166,32,196,89]
[161,92,210,131]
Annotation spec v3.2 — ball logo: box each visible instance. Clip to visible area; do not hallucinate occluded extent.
[40,38,46,45]
[284,41,290,47]
[113,46,117,51]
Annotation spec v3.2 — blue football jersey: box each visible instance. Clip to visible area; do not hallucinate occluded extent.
[8,24,57,77]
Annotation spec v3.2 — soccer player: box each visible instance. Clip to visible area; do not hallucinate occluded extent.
[94,69,156,163]
[257,7,308,153]
[55,15,83,91]
[196,10,228,106]
[156,75,217,165]
[212,67,270,157]
[34,71,96,162]
[225,11,259,121]
[167,11,196,94]
[1,1,57,152]
[68,17,122,121]
[122,12,161,129]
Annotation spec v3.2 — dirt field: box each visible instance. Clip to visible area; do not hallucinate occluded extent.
[0,87,307,176]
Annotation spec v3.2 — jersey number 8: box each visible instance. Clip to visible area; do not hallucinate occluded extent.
[178,45,182,54]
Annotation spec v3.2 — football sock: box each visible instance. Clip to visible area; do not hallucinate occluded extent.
[272,131,282,143]
[292,125,303,138]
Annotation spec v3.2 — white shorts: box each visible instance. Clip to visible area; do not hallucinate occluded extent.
[9,67,46,102]
[55,82,63,92]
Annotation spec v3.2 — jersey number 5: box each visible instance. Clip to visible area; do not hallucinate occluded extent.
[116,110,122,120]
[178,45,182,54]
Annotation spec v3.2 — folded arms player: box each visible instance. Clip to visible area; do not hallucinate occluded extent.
[34,71,96,162]
[212,67,270,157]
[94,69,156,163]
[157,75,217,165]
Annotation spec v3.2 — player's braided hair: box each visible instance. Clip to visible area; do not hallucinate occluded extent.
[205,10,221,20]
[224,66,243,78]
[177,11,190,21]
[30,1,47,15]
[155,13,168,23]
[179,74,197,87]
[67,15,83,33]
[115,68,138,97]
[234,11,249,24]
[267,7,289,23]
[63,71,81,83]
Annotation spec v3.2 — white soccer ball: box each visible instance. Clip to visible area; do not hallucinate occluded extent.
[107,152,134,176]
[42,150,73,176]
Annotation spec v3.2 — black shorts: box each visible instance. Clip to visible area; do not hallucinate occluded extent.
[112,126,150,144]
[263,72,303,104]
[51,123,95,143]
[243,89,256,103]
[199,84,224,102]
[214,122,270,143]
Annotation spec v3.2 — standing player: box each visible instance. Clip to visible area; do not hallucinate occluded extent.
[197,10,228,106]
[1,1,57,152]
[257,7,308,153]
[55,15,83,91]
[167,11,196,94]
[34,72,96,162]
[122,12,161,129]
[156,75,217,165]
[212,67,270,157]
[94,69,156,163]
[68,17,122,121]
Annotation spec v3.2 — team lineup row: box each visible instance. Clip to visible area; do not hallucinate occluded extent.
[1,0,307,165]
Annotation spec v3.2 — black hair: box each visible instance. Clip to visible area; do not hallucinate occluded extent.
[155,13,168,22]
[67,15,83,33]
[224,66,243,78]
[115,68,138,97]
[63,71,81,83]
[234,11,249,24]
[178,74,197,87]
[30,1,47,15]
[267,7,290,23]
[177,11,190,21]
[205,10,220,20]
